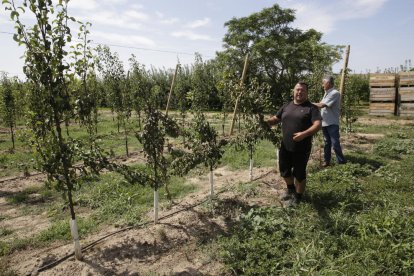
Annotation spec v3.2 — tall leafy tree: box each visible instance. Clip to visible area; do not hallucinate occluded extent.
[217,4,341,107]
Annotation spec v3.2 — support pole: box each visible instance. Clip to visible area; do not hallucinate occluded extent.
[339,45,350,96]
[229,53,250,136]
[165,64,180,116]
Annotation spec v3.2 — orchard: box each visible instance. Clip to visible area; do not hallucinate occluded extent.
[1,1,413,275]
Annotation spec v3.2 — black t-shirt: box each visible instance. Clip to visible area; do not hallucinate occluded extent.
[276,100,321,152]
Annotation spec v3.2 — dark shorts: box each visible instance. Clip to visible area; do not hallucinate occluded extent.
[279,144,311,182]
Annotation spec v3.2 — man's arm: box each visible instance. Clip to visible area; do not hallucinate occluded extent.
[314,91,340,109]
[267,115,280,126]
[313,102,327,109]
[292,120,321,142]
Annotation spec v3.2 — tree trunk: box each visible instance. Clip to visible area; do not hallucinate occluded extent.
[209,167,214,198]
[154,189,159,224]
[68,185,82,260]
[10,125,15,150]
[124,118,129,157]
[249,147,253,181]
[70,218,82,260]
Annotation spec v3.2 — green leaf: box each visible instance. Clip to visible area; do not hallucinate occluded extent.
[10,10,19,20]
[12,34,19,43]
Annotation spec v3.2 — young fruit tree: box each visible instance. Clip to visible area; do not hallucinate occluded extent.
[180,112,227,198]
[71,22,100,148]
[0,74,18,151]
[96,45,132,156]
[4,0,108,260]
[232,79,281,180]
[342,72,368,133]
[115,61,181,223]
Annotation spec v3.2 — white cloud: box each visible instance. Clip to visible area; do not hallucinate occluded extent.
[68,0,99,11]
[161,17,180,25]
[78,11,143,30]
[289,3,336,33]
[284,0,388,34]
[340,0,388,19]
[124,10,149,21]
[156,11,164,18]
[171,30,212,41]
[185,17,210,29]
[92,31,155,47]
[130,4,144,10]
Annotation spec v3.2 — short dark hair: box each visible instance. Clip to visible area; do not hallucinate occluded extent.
[323,75,335,86]
[296,81,308,91]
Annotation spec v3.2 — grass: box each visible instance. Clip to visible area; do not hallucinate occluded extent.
[221,139,277,170]
[216,119,414,275]
[0,110,144,178]
[1,111,414,274]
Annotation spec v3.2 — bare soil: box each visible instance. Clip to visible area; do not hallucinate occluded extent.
[1,166,284,275]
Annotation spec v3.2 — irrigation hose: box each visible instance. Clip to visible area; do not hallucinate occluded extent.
[31,168,274,274]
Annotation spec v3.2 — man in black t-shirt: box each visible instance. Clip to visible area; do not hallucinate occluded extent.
[267,81,321,206]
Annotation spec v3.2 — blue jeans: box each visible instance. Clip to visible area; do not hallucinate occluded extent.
[322,124,346,164]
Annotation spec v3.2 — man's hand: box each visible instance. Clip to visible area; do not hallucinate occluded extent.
[293,132,306,142]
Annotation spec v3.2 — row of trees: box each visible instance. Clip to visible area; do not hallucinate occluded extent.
[1,1,369,260]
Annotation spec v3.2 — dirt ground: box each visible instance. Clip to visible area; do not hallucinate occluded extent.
[0,116,397,275]
[1,165,284,275]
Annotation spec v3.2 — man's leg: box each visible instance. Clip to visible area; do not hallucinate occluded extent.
[279,146,295,200]
[294,178,306,200]
[291,151,311,203]
[327,124,346,164]
[322,126,332,165]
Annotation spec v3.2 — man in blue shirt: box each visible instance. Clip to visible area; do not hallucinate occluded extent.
[314,75,346,167]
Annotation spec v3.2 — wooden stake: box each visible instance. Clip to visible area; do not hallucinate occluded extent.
[229,53,250,136]
[165,64,180,116]
[339,45,350,96]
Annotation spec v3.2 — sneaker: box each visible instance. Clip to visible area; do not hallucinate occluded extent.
[279,189,295,201]
[284,196,299,208]
[321,162,330,168]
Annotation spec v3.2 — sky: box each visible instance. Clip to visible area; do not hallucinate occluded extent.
[0,0,413,78]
